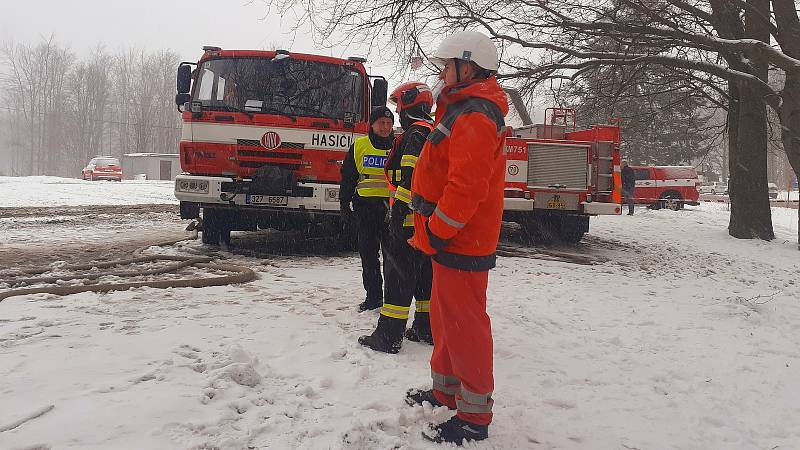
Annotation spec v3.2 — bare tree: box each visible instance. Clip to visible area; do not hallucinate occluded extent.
[66,46,111,172]
[1,37,73,176]
[1,38,181,177]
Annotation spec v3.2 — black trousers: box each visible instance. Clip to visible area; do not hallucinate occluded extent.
[353,197,389,303]
[623,187,635,214]
[383,226,433,311]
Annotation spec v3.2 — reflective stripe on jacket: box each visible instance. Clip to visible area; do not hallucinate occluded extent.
[354,136,390,198]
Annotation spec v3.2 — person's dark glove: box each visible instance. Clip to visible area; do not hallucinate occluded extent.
[388,203,408,240]
[425,220,450,252]
[340,201,355,229]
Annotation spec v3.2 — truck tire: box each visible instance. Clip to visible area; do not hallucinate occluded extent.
[659,192,683,211]
[557,216,589,244]
[331,216,358,252]
[520,215,557,245]
[201,208,231,246]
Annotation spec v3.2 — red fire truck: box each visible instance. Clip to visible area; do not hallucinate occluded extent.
[502,108,622,243]
[173,46,387,245]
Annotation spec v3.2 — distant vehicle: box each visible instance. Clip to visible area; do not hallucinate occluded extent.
[699,182,728,195]
[767,182,779,199]
[82,156,122,181]
[630,165,701,210]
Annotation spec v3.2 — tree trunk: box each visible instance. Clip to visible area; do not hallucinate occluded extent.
[728,81,774,239]
[728,0,774,240]
[779,69,800,248]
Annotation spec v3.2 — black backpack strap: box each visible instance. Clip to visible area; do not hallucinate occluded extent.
[428,98,506,145]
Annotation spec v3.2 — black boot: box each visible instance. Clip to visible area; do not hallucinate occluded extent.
[404,388,452,409]
[358,297,382,312]
[358,315,405,354]
[404,312,433,345]
[422,416,489,445]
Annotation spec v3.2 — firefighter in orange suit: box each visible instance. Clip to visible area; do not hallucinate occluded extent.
[403,31,508,445]
[358,82,434,354]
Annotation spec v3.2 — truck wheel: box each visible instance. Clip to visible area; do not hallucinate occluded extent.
[201,209,232,246]
[520,215,557,245]
[660,192,683,211]
[335,219,359,252]
[201,226,219,245]
[557,216,589,244]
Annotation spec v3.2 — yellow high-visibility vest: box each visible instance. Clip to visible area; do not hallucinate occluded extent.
[354,136,390,198]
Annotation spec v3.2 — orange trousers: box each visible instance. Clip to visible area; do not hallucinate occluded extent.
[429,260,494,425]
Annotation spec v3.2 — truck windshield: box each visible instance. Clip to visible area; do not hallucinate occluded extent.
[192,57,363,121]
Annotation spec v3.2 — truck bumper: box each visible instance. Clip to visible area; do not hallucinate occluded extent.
[504,198,621,215]
[581,202,621,215]
[503,198,534,211]
[174,174,341,212]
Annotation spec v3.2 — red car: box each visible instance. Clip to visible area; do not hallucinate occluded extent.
[630,165,701,210]
[82,156,123,181]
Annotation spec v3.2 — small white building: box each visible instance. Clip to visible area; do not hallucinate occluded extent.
[122,153,181,180]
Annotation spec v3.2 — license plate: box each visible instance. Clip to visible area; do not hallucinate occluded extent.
[534,192,579,210]
[246,195,288,206]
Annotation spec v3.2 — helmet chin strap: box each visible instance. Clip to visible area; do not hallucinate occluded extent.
[454,58,462,83]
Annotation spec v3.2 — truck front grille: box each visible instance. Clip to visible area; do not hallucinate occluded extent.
[527,143,589,190]
[238,150,302,159]
[236,139,305,149]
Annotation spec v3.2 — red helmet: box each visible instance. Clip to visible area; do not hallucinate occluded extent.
[389,82,433,112]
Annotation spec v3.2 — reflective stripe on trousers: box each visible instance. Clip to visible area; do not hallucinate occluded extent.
[456,386,494,414]
[380,303,410,319]
[432,370,460,396]
[431,373,493,414]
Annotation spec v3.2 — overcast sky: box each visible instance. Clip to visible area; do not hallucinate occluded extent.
[1,0,398,74]
[1,1,538,123]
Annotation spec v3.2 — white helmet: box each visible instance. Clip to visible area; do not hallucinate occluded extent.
[431,30,499,72]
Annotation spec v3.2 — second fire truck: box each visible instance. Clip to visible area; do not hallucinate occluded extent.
[503,108,622,243]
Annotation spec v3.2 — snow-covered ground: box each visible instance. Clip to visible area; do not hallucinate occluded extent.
[0,176,177,207]
[1,177,799,450]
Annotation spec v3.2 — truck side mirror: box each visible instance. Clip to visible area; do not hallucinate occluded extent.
[371,77,388,108]
[175,93,191,111]
[177,64,192,94]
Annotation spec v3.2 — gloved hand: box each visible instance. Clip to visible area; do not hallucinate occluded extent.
[340,201,355,229]
[425,220,450,252]
[388,203,408,240]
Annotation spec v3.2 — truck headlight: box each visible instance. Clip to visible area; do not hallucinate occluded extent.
[176,179,209,194]
[325,188,340,202]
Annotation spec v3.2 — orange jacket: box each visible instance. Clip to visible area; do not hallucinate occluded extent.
[409,76,508,271]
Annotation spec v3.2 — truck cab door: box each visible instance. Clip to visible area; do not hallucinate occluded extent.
[634,168,655,203]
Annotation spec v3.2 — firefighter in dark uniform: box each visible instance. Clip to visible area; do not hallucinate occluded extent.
[340,107,395,312]
[358,82,435,354]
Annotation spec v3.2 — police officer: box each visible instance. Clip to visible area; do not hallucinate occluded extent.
[340,107,395,312]
[358,82,434,354]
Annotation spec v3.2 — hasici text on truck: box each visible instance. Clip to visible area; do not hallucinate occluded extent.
[173,46,388,246]
[502,107,622,243]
